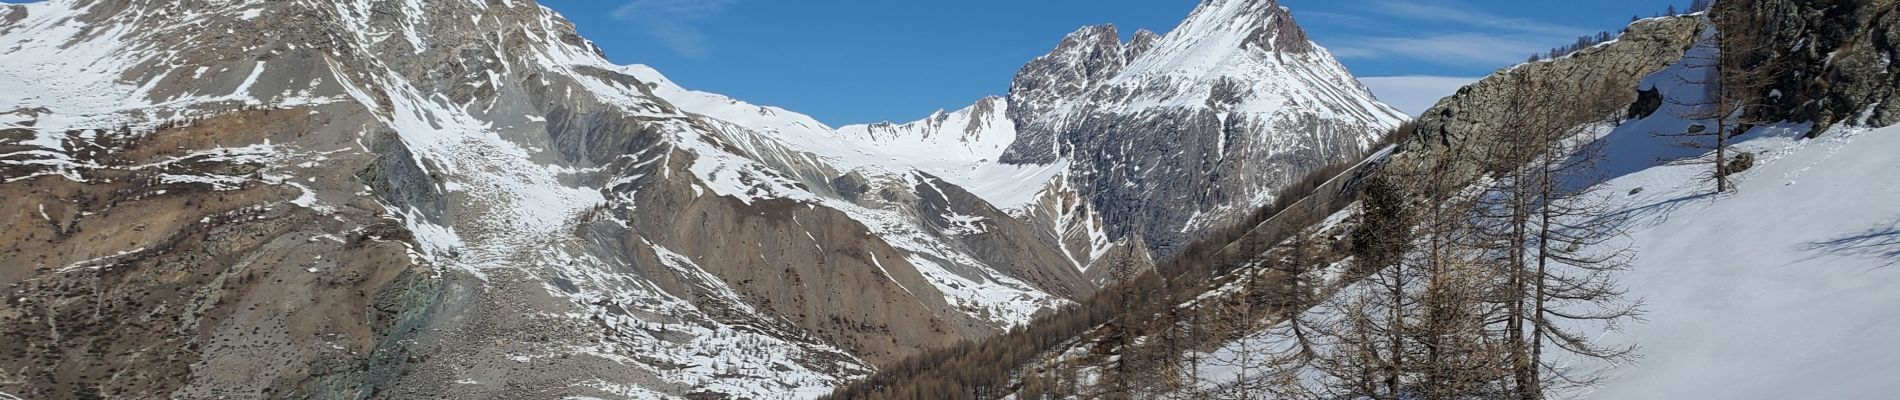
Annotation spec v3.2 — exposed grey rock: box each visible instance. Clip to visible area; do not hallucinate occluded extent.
[0,5,24,29]
[1002,24,1135,164]
[1403,15,1704,180]
[1727,0,1900,136]
[1125,29,1164,61]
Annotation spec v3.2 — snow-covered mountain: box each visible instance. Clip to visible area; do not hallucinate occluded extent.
[1000,1,1408,259]
[0,0,1402,398]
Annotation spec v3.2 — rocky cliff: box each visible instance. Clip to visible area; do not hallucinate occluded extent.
[1406,0,1900,180]
[1403,15,1704,177]
[1729,0,1900,136]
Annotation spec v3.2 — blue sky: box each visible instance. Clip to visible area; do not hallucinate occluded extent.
[552,0,1688,123]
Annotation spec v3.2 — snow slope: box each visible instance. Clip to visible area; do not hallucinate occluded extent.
[1546,33,1900,398]
[1578,120,1900,400]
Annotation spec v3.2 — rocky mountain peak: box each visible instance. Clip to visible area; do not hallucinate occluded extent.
[1004,24,1133,138]
[1244,3,1315,54]
[994,0,1404,257]
[1122,0,1319,77]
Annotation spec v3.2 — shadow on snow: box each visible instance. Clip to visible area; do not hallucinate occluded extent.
[1802,218,1900,269]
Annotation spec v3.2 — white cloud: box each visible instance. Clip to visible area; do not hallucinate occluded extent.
[1321,0,1600,71]
[612,0,736,59]
[1359,75,1482,116]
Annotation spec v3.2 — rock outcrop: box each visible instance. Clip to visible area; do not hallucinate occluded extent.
[1728,0,1900,136]
[1403,15,1704,178]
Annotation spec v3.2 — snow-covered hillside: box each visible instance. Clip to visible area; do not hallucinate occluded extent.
[1536,33,1900,397]
[1175,122,1900,400]
[1578,112,1900,400]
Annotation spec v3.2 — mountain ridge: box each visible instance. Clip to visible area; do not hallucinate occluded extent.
[0,0,1407,398]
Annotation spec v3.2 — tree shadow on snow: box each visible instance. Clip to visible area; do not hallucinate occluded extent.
[1802,220,1900,269]
[1570,120,1809,191]
[1606,192,1718,230]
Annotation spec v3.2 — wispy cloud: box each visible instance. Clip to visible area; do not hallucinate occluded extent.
[612,0,735,59]
[1324,0,1596,70]
[1294,10,1382,28]
[1328,33,1551,68]
[1369,0,1587,37]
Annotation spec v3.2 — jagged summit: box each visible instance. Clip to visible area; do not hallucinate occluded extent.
[1126,29,1165,60]
[1004,23,1141,131]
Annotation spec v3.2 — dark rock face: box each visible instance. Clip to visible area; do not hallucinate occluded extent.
[1245,5,1315,54]
[1726,0,1900,136]
[830,171,872,201]
[0,5,24,28]
[1631,87,1665,119]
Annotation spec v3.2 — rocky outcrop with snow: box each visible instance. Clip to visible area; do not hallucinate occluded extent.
[1404,15,1703,182]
